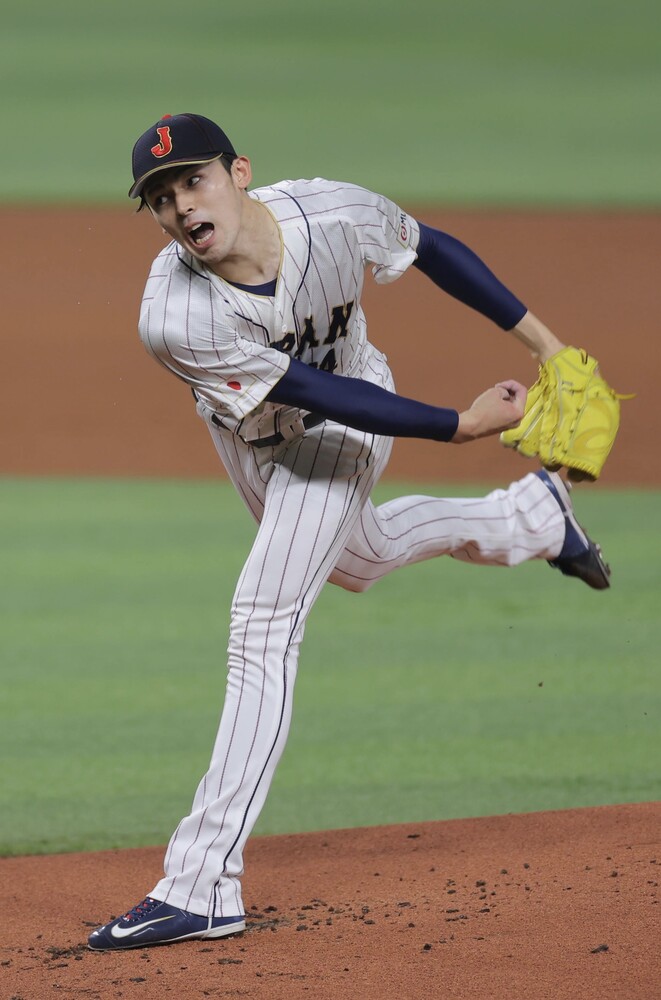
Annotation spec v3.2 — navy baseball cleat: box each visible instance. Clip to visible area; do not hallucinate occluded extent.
[87,896,246,951]
[536,469,611,590]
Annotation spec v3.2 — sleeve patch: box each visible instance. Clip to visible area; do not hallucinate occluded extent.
[397,213,411,248]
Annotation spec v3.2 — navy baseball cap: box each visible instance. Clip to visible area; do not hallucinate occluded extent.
[129,113,237,199]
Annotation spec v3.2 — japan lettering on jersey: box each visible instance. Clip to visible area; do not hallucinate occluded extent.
[138,179,420,442]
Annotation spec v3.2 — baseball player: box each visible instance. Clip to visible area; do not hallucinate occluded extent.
[88,113,610,951]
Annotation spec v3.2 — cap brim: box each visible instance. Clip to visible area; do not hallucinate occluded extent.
[129,153,224,199]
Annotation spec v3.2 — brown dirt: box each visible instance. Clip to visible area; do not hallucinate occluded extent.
[2,209,659,998]
[1,207,658,485]
[2,804,659,999]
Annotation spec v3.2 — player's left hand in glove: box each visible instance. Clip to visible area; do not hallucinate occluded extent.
[500,346,633,481]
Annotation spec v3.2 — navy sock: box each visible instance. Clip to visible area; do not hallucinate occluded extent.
[535,470,587,559]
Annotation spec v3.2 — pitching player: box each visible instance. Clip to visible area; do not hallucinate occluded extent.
[88,113,610,951]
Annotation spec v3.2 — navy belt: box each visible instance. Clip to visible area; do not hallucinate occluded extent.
[211,412,325,448]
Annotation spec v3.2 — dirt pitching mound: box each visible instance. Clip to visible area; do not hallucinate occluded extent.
[2,802,658,999]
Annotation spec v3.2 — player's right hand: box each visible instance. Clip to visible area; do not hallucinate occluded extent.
[452,380,527,443]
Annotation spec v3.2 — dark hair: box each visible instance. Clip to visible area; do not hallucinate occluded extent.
[137,153,237,213]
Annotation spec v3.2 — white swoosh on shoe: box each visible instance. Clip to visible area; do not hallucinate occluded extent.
[110,915,177,940]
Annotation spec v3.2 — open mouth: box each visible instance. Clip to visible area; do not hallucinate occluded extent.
[188,222,215,248]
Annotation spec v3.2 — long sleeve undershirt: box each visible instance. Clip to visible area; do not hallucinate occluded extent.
[413,222,527,331]
[266,359,459,441]
[266,222,527,440]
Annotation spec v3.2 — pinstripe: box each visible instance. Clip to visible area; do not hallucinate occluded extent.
[329,473,562,593]
[163,424,384,912]
[280,192,312,341]
[175,246,210,282]
[174,438,312,898]
[132,176,568,925]
[216,440,334,869]
[318,224,350,305]
[184,268,201,368]
[155,274,187,379]
[138,177,417,444]
[215,427,378,880]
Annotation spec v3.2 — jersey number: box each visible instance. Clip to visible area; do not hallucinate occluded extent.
[269,301,354,374]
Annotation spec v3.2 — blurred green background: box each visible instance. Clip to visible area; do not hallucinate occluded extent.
[3,0,660,205]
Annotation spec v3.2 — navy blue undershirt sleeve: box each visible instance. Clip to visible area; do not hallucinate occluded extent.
[265,358,459,442]
[413,222,527,331]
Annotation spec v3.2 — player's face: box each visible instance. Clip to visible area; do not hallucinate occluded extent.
[144,158,252,269]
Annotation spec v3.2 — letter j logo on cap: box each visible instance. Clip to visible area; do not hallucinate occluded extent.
[151,126,173,158]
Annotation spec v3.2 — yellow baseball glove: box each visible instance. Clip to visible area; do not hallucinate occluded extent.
[500,346,632,481]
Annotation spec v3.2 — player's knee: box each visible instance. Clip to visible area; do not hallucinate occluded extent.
[328,572,373,594]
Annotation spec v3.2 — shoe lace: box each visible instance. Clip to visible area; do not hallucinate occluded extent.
[121,897,161,923]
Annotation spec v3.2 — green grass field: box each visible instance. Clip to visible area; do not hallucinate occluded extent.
[3,0,660,204]
[1,476,659,856]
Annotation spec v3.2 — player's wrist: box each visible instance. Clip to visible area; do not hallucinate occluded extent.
[512,311,565,363]
[451,411,477,444]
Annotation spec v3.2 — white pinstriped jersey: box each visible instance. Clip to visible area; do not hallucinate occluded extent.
[138,178,420,442]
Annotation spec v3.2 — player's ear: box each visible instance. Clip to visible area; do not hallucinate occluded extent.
[231,156,252,191]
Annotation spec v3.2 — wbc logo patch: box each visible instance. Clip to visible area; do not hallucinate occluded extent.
[151,126,173,158]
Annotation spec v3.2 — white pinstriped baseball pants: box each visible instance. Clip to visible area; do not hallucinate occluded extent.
[149,419,565,918]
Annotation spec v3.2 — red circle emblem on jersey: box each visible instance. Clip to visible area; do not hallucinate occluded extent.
[227,380,242,390]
